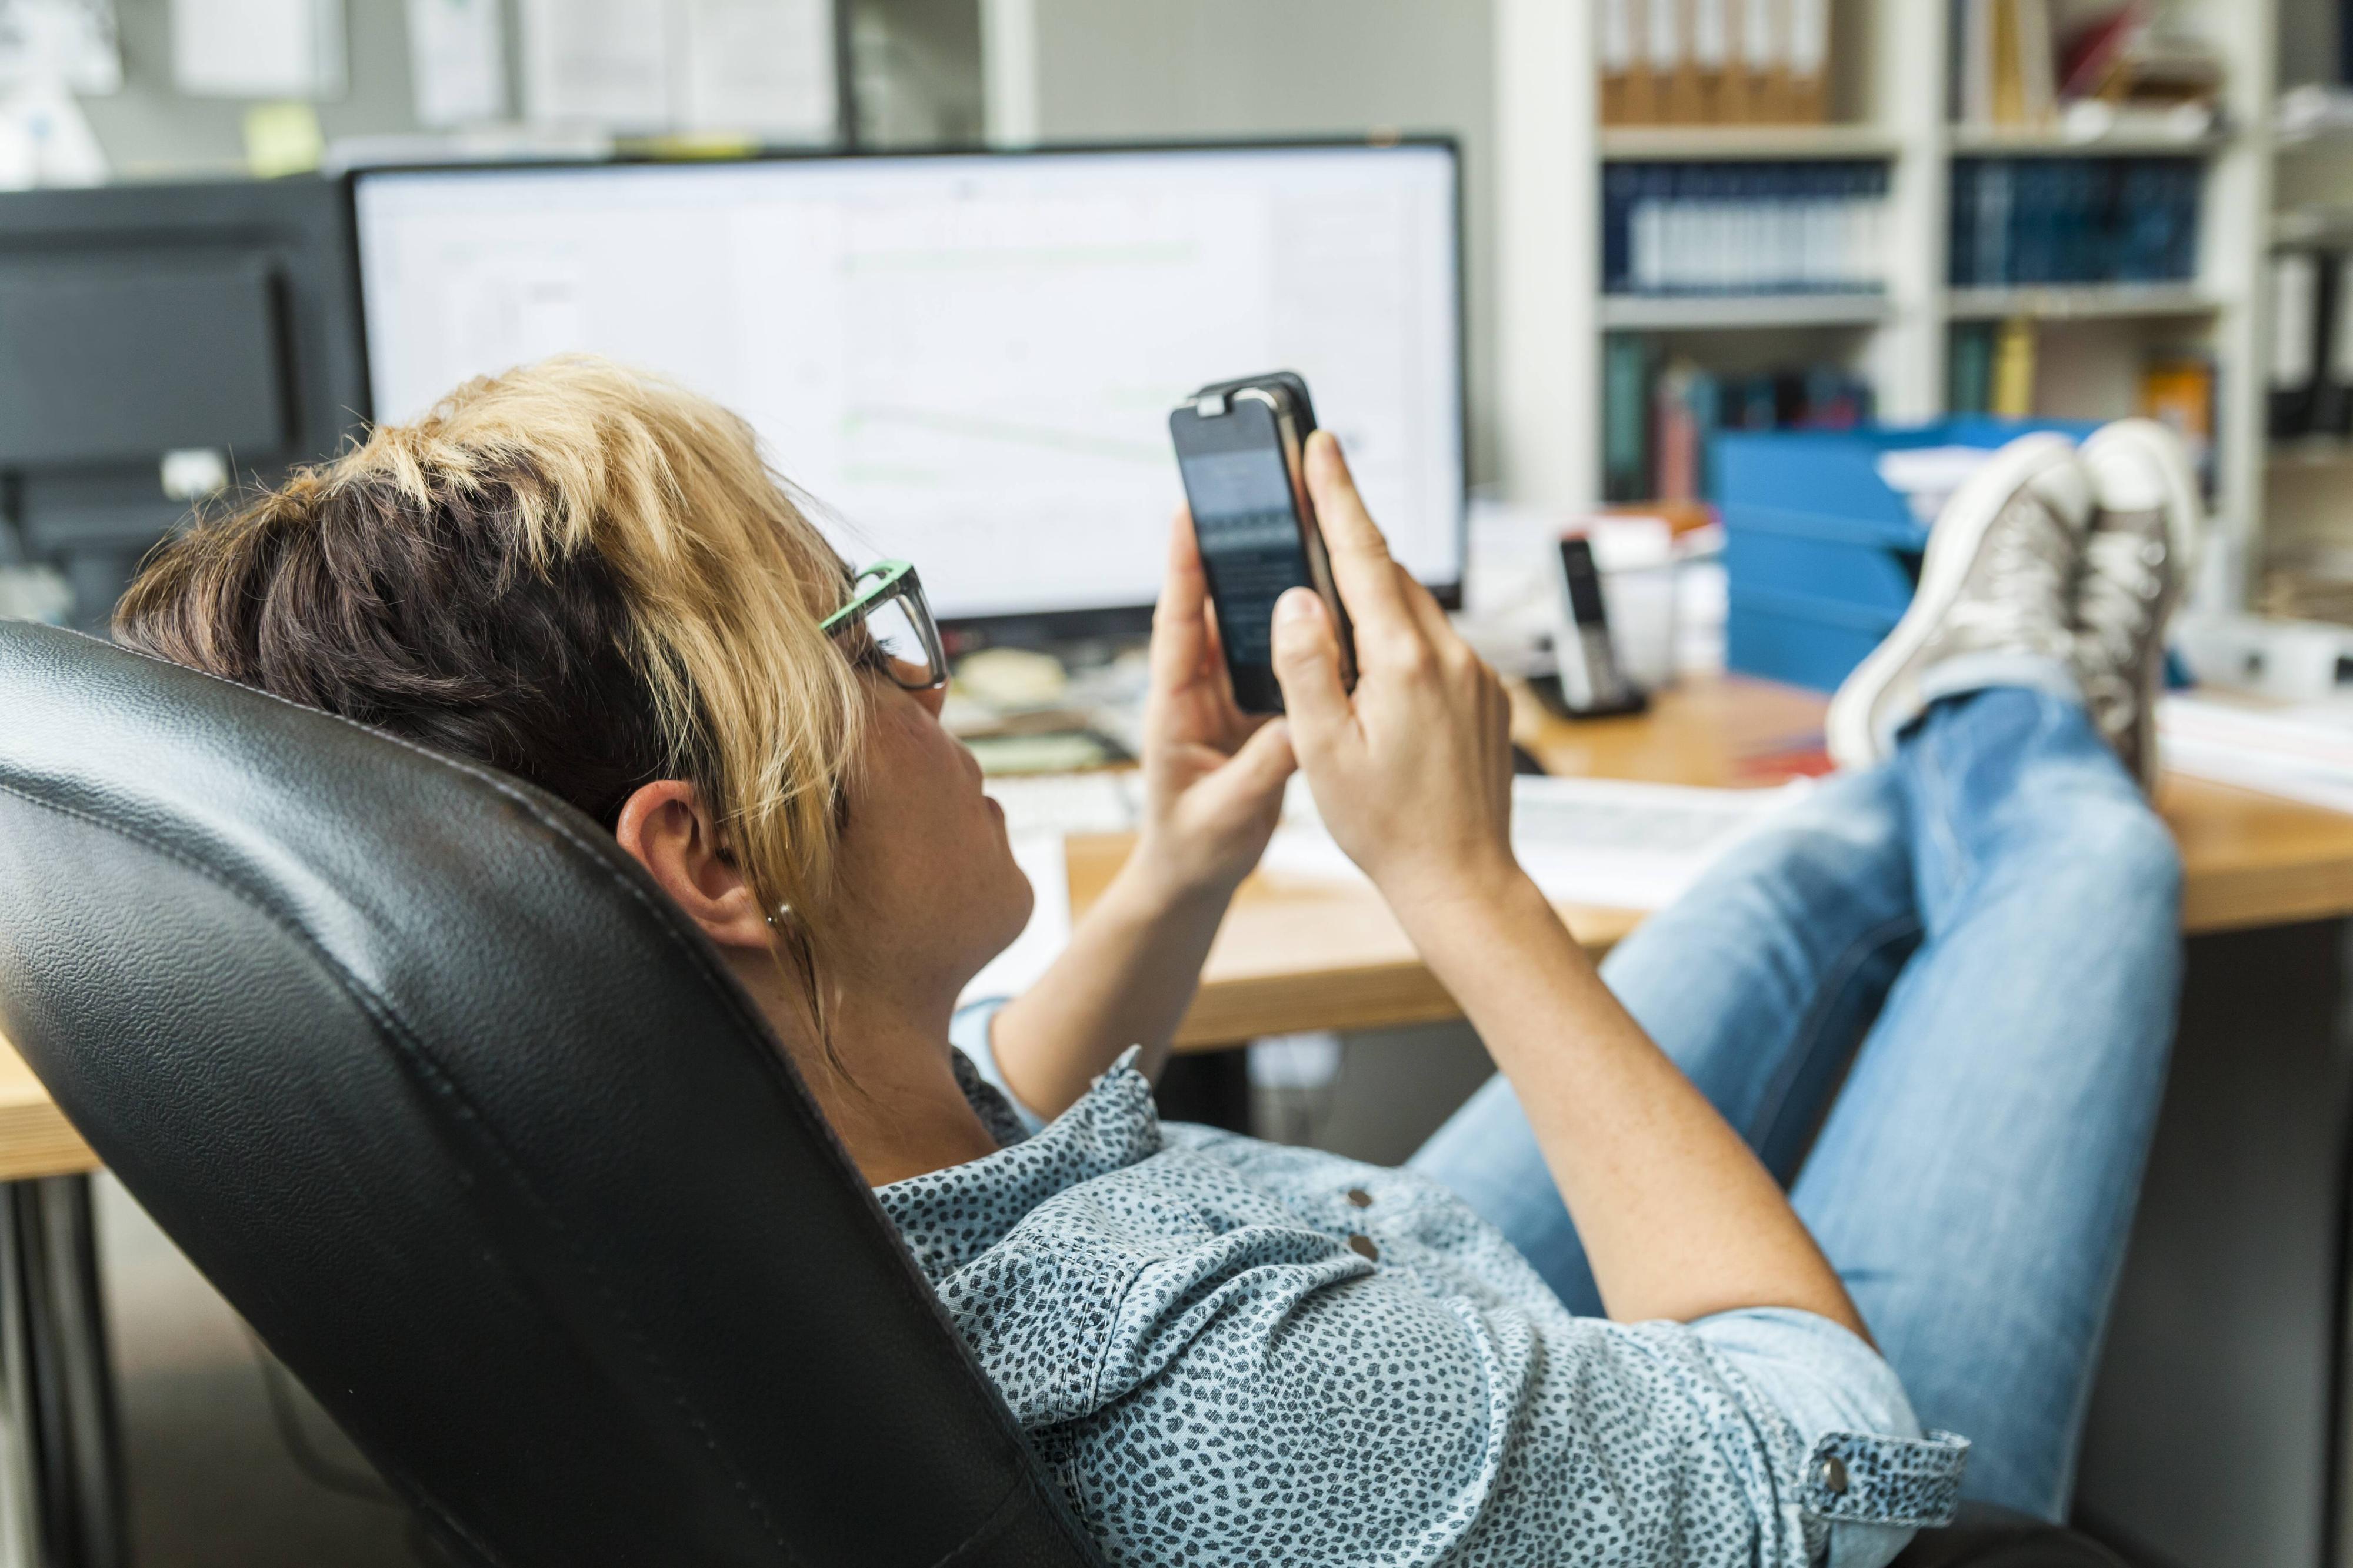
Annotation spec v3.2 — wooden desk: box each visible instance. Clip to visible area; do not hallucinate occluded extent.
[1064,675,2353,1050]
[6,673,2352,1567]
[9,673,2353,1145]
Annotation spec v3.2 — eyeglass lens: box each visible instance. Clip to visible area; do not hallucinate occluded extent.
[862,593,940,689]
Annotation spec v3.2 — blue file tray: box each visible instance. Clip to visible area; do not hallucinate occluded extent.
[1717,419,2094,692]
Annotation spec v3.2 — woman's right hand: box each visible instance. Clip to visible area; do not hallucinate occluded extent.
[1270,431,1522,915]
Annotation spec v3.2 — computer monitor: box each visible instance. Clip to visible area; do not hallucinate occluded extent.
[351,142,1464,628]
[0,176,369,633]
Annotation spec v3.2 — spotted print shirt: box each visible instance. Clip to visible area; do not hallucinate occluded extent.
[879,1023,1969,1568]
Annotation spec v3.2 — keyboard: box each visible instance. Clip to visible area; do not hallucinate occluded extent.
[983,770,1144,837]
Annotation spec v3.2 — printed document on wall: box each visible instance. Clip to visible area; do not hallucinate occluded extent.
[0,0,121,94]
[519,0,668,129]
[405,0,504,126]
[171,0,343,98]
[675,0,835,141]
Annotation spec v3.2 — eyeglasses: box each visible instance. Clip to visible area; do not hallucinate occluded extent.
[822,559,949,692]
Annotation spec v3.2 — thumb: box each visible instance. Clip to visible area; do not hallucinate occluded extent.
[1219,715,1297,803]
[1269,588,1350,759]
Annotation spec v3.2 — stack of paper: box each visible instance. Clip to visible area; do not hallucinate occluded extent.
[2158,695,2353,815]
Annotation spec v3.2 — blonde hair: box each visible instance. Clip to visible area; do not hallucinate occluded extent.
[118,353,867,959]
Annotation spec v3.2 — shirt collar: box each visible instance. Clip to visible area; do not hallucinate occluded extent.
[878,1046,1160,1280]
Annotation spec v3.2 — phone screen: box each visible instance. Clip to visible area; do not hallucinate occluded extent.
[1174,407,1311,712]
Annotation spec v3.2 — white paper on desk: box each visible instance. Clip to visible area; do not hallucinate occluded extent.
[674,0,835,140]
[959,831,1071,1006]
[519,0,669,129]
[171,0,342,99]
[405,0,505,126]
[1260,775,1817,912]
[2158,694,2353,814]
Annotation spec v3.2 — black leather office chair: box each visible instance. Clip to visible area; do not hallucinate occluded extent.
[0,621,2125,1567]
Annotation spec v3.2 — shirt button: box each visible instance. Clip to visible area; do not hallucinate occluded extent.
[1347,1235,1379,1262]
[1345,1188,1374,1208]
[1818,1454,1849,1496]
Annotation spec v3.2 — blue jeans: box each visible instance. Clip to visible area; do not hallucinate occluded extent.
[1409,680,2182,1520]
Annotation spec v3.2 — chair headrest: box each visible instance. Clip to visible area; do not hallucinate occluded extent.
[0,621,1097,1567]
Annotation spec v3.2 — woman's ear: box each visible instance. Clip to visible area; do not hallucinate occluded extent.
[614,780,772,951]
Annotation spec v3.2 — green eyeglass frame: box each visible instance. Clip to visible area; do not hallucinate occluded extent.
[822,559,949,692]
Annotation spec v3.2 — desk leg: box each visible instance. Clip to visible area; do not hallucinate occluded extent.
[0,1176,126,1568]
[1154,1047,1252,1133]
[2075,919,2353,1567]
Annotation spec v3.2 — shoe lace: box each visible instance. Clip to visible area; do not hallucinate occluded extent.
[2078,528,2165,674]
[1935,498,2077,655]
[2075,528,2166,737]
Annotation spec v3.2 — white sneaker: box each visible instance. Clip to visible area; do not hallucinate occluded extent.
[1827,433,2094,770]
[2075,419,2204,791]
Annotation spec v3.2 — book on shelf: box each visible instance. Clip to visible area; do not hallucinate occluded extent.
[1952,1,2222,132]
[1991,317,2037,418]
[1950,321,1997,414]
[1598,0,1828,126]
[1603,159,1888,296]
[1603,336,1874,506]
[1948,155,2200,287]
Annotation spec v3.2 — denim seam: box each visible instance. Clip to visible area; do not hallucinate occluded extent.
[1749,912,1924,1170]
[1914,730,1973,910]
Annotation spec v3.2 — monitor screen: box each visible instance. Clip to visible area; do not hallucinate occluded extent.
[352,144,1463,623]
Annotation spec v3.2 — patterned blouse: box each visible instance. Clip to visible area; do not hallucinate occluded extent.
[876,1010,1969,1568]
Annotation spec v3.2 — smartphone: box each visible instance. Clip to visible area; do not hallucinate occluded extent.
[1167,373,1355,713]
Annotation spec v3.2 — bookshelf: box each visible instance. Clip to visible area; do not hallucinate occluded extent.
[1597,292,1894,329]
[1495,0,2281,613]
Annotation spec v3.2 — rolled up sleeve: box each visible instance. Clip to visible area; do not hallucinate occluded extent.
[1694,1307,1969,1568]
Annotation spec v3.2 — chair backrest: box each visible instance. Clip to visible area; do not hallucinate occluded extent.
[0,622,1104,1568]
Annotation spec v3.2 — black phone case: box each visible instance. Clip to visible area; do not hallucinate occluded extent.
[1190,371,1318,436]
[1174,371,1355,714]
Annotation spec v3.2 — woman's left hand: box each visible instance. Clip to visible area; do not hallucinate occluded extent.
[1131,510,1297,903]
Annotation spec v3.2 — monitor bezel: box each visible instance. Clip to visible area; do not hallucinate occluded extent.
[343,134,1468,639]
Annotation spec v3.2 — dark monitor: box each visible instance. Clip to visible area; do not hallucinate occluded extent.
[0,178,369,632]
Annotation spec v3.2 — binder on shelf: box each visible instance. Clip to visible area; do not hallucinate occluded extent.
[1729,0,1782,122]
[2268,249,2322,439]
[1600,0,1646,126]
[2325,255,2353,438]
[1654,0,1704,125]
[1690,0,1732,124]
[1604,335,1653,503]
[1950,322,1996,414]
[1784,0,1828,121]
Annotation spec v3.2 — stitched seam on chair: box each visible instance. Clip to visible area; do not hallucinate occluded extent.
[0,776,808,1564]
[1748,912,1922,1165]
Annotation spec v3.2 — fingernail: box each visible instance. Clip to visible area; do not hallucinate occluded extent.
[1275,589,1319,623]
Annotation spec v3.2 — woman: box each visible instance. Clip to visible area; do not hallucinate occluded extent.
[115,357,2189,1567]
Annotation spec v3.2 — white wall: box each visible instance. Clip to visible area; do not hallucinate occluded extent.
[75,0,424,180]
[1010,0,1502,487]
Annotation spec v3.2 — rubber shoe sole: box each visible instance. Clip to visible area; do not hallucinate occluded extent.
[1825,432,2090,772]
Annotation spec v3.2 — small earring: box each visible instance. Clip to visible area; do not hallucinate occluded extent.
[766,903,792,929]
